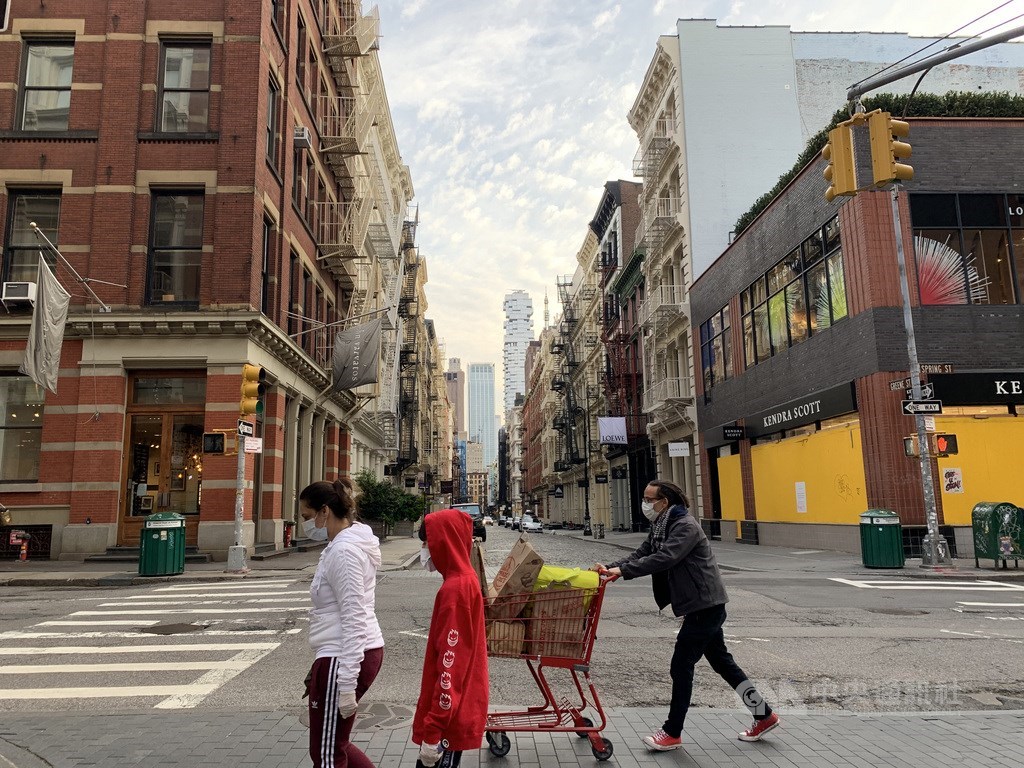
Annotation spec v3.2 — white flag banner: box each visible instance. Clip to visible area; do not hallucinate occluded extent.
[19,256,70,394]
[331,317,382,392]
[598,416,628,445]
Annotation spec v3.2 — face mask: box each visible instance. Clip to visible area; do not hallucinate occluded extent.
[302,518,328,541]
[419,546,437,573]
[641,501,660,522]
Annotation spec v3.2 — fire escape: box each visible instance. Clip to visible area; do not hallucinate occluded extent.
[395,249,420,472]
[599,241,628,424]
[551,277,583,474]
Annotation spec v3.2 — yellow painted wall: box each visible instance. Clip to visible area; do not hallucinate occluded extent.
[718,453,744,521]
[750,423,867,524]
[936,416,1024,526]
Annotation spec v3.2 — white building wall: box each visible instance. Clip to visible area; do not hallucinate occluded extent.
[502,290,534,414]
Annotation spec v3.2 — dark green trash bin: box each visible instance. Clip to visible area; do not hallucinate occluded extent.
[860,510,904,568]
[138,512,186,576]
[972,502,1023,569]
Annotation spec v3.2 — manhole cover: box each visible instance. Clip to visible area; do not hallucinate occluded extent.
[865,608,928,616]
[140,623,206,635]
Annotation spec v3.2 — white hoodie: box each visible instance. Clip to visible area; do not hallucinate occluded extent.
[308,521,385,691]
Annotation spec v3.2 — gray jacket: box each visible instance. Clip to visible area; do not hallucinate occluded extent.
[608,506,728,617]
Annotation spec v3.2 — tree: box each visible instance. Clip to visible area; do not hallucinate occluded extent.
[353,469,427,537]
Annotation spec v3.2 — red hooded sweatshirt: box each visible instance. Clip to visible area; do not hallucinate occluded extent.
[412,509,489,751]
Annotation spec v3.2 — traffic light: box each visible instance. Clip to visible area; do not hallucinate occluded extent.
[239,364,266,416]
[930,433,958,457]
[822,123,857,202]
[868,110,913,187]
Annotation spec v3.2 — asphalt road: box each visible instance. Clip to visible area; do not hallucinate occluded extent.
[1,525,1022,717]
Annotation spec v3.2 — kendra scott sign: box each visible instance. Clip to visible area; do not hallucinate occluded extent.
[746,383,857,439]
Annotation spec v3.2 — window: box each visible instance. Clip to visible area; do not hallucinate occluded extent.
[3,192,60,283]
[296,17,307,96]
[270,0,286,36]
[911,193,1021,306]
[742,216,846,367]
[266,78,280,165]
[147,191,204,304]
[20,42,74,131]
[261,217,273,316]
[699,305,731,397]
[0,377,45,482]
[158,42,211,133]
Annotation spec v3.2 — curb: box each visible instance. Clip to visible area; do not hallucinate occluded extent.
[380,550,422,572]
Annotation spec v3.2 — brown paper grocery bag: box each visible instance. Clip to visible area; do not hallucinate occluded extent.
[469,540,489,599]
[486,537,544,620]
[486,619,526,655]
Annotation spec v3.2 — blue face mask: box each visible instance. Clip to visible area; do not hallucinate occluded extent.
[419,546,437,573]
[302,517,328,541]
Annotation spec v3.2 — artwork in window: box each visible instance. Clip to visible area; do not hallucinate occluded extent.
[915,236,989,305]
[768,291,787,353]
[827,253,848,322]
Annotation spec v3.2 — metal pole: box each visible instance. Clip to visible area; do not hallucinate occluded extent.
[847,24,1024,103]
[226,431,249,572]
[889,188,952,568]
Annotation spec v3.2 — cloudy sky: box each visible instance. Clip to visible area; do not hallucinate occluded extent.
[374,0,1019,405]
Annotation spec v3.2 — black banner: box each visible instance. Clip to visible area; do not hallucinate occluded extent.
[745,382,857,439]
[931,371,1024,405]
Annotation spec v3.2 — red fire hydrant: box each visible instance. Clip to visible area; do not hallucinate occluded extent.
[283,521,295,548]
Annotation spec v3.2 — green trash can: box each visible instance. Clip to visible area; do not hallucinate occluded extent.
[859,510,904,568]
[138,512,186,577]
[971,502,1023,569]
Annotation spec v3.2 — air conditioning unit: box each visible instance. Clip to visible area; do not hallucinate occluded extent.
[2,282,37,308]
[294,125,313,150]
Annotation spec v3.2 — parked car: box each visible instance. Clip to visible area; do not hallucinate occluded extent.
[521,515,543,533]
[544,521,564,530]
[511,516,522,531]
[450,503,487,542]
[482,515,495,526]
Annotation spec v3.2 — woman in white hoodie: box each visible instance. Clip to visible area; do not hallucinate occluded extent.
[301,479,384,768]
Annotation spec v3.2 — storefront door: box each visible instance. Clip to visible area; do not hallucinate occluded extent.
[119,374,206,546]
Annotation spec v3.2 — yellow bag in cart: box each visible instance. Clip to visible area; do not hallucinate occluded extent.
[525,566,600,658]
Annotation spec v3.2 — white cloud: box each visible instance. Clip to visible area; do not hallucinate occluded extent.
[594,5,621,30]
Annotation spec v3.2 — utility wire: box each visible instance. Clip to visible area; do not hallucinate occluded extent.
[849,0,1019,90]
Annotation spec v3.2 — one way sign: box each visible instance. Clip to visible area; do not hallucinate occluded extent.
[902,399,943,416]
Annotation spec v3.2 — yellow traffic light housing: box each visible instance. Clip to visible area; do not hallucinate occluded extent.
[240,364,266,416]
[822,124,857,202]
[868,110,913,187]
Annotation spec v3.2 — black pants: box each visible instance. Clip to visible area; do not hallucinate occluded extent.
[664,604,771,738]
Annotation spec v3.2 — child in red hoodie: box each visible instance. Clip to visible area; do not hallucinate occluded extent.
[412,509,489,768]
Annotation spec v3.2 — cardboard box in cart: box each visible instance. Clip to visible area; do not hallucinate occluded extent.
[526,568,600,659]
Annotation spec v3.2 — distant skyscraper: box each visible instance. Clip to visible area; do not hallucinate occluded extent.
[445,358,466,438]
[502,290,534,414]
[468,363,497,468]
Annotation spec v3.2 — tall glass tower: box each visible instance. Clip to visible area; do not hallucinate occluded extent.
[468,363,497,468]
[502,290,534,414]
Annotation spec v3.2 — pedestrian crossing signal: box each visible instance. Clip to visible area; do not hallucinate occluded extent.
[931,433,958,457]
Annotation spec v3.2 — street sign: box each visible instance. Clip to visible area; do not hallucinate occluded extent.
[889,378,934,398]
[243,436,263,454]
[237,420,255,437]
[902,399,943,416]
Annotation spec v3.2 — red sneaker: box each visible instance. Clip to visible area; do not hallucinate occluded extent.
[738,711,780,741]
[642,729,682,751]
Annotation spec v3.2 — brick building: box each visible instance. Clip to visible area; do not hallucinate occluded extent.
[0,1,431,559]
[692,118,1024,557]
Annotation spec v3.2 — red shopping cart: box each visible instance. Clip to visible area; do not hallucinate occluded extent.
[483,574,615,761]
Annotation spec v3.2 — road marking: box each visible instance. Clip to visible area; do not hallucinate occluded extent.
[0,660,257,674]
[790,550,822,555]
[156,647,278,709]
[940,629,990,638]
[154,581,298,591]
[956,601,1024,607]
[399,630,430,640]
[78,591,310,601]
[0,629,301,639]
[37,620,160,627]
[0,643,278,655]
[830,578,1024,591]
[97,597,308,607]
[0,684,220,700]
[69,607,307,616]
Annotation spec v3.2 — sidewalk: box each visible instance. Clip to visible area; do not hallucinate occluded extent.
[562,529,1024,580]
[0,706,1020,767]
[0,534,423,588]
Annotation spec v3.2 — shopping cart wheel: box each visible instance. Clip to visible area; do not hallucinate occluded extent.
[591,738,614,761]
[486,732,511,757]
[575,717,594,738]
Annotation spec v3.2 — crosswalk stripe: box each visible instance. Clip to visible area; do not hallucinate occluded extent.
[0,684,220,700]
[70,607,307,616]
[155,646,278,709]
[154,581,298,591]
[37,620,160,626]
[0,629,302,639]
[110,591,309,600]
[0,643,278,655]
[0,660,257,674]
[98,597,309,607]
